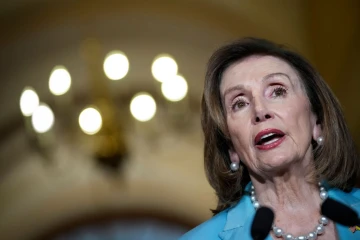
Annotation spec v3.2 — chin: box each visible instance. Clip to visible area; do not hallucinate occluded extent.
[258,155,295,172]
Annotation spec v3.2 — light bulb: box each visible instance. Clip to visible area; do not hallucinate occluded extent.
[20,87,40,116]
[31,103,55,133]
[49,66,71,95]
[130,93,157,122]
[103,51,129,80]
[161,75,188,101]
[79,107,103,135]
[151,54,178,82]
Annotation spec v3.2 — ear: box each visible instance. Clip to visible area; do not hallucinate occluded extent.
[228,147,240,164]
[312,118,323,140]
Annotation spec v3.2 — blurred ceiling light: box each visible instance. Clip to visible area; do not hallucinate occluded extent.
[151,54,178,82]
[130,93,156,122]
[20,87,40,117]
[31,103,55,133]
[79,107,103,135]
[49,66,72,96]
[103,51,129,80]
[161,75,188,102]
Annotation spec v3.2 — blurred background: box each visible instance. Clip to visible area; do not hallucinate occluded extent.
[0,0,359,239]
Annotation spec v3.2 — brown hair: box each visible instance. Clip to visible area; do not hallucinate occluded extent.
[202,37,360,214]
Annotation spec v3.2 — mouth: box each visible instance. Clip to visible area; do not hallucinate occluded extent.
[254,129,285,150]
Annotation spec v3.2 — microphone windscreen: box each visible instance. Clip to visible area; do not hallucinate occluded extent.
[251,207,274,240]
[321,197,358,226]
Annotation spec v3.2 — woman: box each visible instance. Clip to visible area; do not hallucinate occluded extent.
[180,38,360,240]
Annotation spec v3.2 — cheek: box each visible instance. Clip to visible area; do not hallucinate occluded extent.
[284,104,314,141]
[228,121,252,149]
[284,96,312,123]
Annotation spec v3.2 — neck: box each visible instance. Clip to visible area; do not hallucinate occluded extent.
[250,161,321,212]
[249,162,325,238]
[253,176,320,211]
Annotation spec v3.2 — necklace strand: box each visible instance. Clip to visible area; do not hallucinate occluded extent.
[250,182,329,240]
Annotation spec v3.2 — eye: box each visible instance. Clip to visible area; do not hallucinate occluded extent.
[231,97,248,111]
[271,86,287,97]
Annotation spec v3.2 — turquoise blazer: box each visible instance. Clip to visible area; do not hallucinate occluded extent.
[180,186,360,240]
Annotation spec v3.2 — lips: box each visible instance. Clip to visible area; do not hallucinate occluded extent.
[254,129,285,150]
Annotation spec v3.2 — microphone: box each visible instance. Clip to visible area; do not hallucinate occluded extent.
[251,207,274,240]
[321,197,360,226]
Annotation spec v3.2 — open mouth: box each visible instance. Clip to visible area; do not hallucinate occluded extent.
[254,129,285,150]
[255,132,285,146]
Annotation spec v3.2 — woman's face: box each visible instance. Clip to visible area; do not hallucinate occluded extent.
[220,55,321,175]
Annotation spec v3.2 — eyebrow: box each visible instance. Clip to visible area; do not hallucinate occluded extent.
[222,72,291,100]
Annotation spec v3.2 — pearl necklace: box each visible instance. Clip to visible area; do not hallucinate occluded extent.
[250,182,329,240]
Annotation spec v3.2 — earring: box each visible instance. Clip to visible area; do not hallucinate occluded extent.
[317,136,324,145]
[230,162,239,171]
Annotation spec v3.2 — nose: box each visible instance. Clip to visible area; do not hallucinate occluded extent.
[252,98,274,124]
[255,113,272,123]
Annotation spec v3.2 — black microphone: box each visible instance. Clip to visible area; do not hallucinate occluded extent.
[321,197,359,226]
[251,207,274,240]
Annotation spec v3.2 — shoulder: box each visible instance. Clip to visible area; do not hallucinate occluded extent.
[330,187,360,199]
[329,187,360,209]
[348,187,360,206]
[349,187,360,198]
[179,210,229,240]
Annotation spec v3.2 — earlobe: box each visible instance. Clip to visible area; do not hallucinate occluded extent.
[228,148,240,164]
[312,121,323,143]
[228,148,240,171]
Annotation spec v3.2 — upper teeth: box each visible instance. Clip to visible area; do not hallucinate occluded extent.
[261,133,275,140]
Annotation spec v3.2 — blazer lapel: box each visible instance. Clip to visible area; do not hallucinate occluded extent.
[218,181,275,240]
[218,196,254,240]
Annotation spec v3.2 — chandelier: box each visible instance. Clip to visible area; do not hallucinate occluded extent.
[18,38,189,171]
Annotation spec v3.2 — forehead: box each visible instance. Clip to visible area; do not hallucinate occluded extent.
[220,55,300,93]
